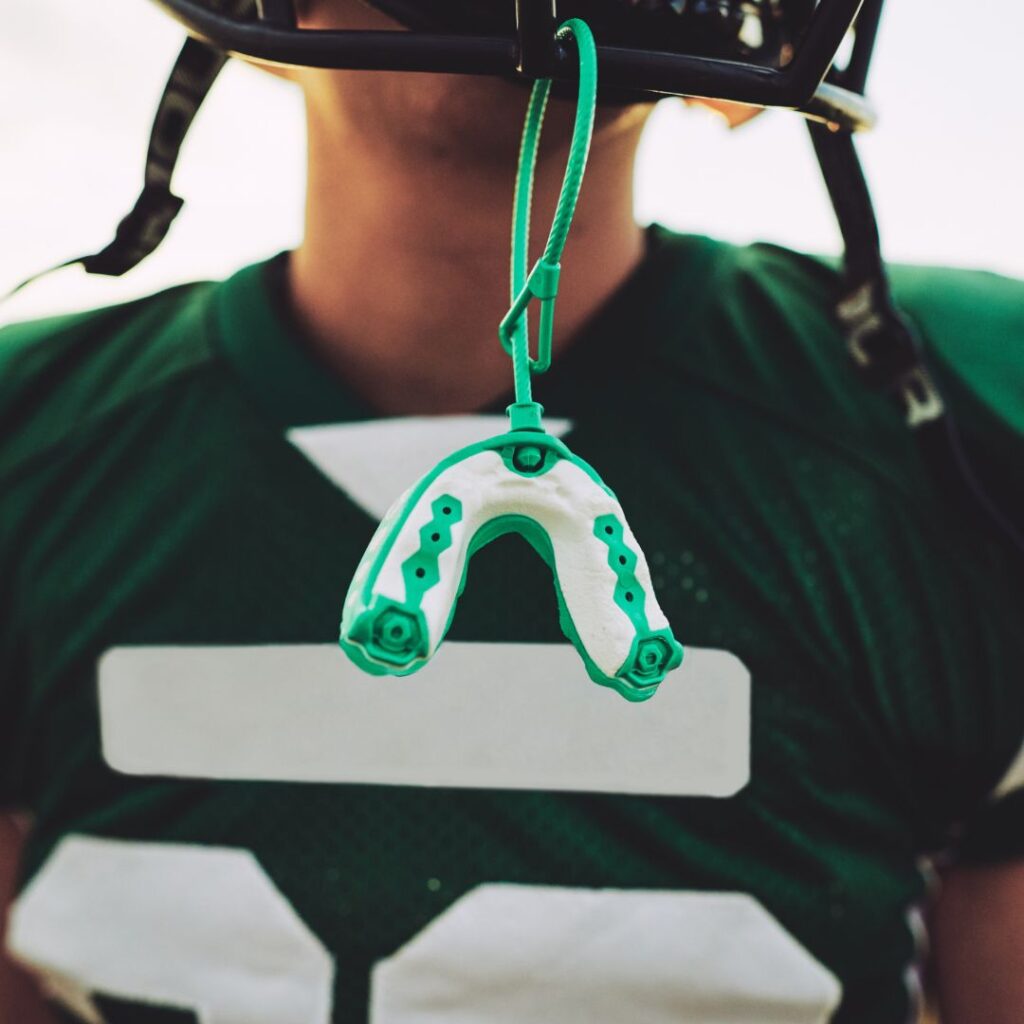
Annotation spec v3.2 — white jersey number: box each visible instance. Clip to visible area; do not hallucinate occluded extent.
[8,837,840,1024]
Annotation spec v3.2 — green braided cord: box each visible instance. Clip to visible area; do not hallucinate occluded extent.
[504,18,598,409]
[509,77,552,407]
[540,21,598,267]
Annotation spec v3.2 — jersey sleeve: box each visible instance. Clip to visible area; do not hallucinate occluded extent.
[0,317,57,811]
[891,264,1024,525]
[0,289,214,812]
[0,309,118,812]
[891,264,1024,864]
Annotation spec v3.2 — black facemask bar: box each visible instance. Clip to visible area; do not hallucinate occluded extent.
[9,0,1021,561]
[151,0,875,129]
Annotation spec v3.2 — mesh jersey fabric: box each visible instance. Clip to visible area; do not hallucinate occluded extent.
[0,226,1022,1024]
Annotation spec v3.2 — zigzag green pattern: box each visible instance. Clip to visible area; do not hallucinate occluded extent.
[400,494,463,609]
[593,513,649,632]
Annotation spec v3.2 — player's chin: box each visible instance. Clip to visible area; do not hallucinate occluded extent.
[374,77,648,168]
[316,69,529,165]
[291,2,650,162]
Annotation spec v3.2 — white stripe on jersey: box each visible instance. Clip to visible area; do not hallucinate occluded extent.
[98,642,749,797]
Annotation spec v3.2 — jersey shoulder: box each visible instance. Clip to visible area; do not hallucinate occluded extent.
[654,230,1023,444]
[887,260,1024,436]
[0,281,217,483]
[649,233,902,458]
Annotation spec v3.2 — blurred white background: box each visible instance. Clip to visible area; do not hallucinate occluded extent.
[1,0,1020,325]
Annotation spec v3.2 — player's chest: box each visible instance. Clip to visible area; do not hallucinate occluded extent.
[11,414,921,1024]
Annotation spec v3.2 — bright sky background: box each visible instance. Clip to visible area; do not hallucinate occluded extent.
[1,0,1020,325]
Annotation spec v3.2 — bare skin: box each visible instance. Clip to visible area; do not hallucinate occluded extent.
[930,862,1024,1023]
[285,1,653,414]
[0,815,55,1024]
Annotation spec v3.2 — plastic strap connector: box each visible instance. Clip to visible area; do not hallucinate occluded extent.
[498,257,562,373]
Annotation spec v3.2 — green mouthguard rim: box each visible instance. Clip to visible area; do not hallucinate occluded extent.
[339,431,682,701]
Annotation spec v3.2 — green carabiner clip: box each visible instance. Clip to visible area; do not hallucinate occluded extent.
[340,19,683,701]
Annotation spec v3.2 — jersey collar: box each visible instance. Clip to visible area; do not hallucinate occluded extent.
[212,226,706,428]
[214,254,372,427]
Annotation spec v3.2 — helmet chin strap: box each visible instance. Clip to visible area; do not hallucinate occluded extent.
[805,0,1024,561]
[810,119,1024,559]
[5,0,255,300]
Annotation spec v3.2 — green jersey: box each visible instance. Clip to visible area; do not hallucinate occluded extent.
[2,227,1022,1024]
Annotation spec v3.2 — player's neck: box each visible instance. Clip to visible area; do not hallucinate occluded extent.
[287,102,649,416]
